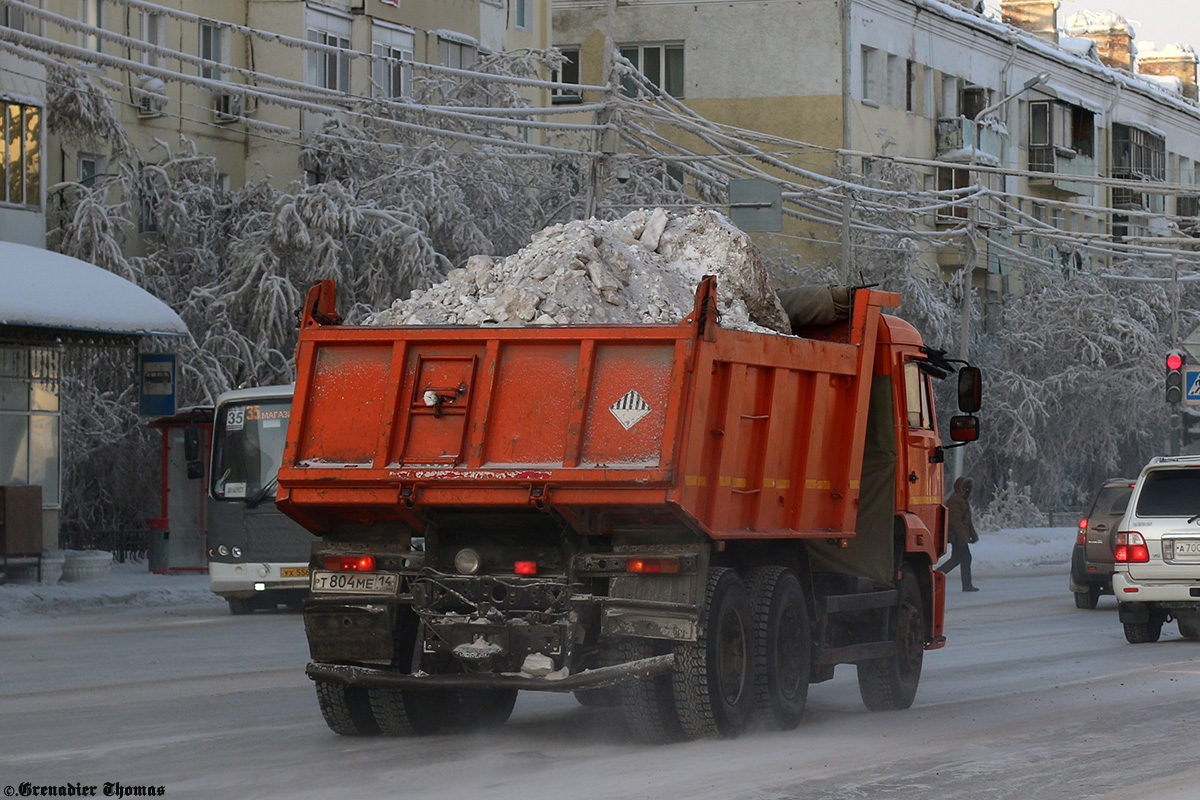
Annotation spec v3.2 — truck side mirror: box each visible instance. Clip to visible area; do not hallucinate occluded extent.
[949,414,980,442]
[957,367,982,414]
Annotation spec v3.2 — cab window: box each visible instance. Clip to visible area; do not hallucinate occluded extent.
[903,361,933,430]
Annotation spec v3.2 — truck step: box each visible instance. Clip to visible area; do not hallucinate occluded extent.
[813,641,896,666]
[819,588,898,615]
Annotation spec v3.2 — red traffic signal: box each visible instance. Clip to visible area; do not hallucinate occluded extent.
[1166,349,1187,404]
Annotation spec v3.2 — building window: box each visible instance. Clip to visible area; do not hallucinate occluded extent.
[961,84,989,120]
[371,24,414,99]
[140,11,163,68]
[82,0,102,53]
[2,3,26,31]
[306,8,351,92]
[199,22,224,81]
[552,47,580,104]
[860,46,877,102]
[936,167,969,221]
[619,44,684,98]
[78,153,102,188]
[1112,122,1165,210]
[1028,101,1094,163]
[514,0,532,31]
[2,102,40,207]
[906,60,917,113]
[439,36,478,70]
[0,346,61,508]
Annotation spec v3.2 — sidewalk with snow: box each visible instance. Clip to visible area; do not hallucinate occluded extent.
[0,527,1077,618]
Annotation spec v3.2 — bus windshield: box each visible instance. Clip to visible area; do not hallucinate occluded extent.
[211,397,291,504]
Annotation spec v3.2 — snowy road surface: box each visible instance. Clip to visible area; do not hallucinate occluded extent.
[2,560,1199,799]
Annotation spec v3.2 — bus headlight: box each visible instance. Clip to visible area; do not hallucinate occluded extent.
[231,547,242,558]
[217,545,229,557]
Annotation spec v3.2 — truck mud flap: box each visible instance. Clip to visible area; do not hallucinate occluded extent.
[306,653,674,693]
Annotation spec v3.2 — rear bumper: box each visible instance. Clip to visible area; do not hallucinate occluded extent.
[1112,571,1200,604]
[209,560,309,596]
[306,653,674,692]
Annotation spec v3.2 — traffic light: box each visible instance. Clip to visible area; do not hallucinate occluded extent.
[1166,349,1187,404]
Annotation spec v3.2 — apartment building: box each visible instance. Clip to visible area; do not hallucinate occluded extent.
[553,0,1200,287]
[1,0,551,216]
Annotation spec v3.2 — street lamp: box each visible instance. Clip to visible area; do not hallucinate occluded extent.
[954,70,1052,481]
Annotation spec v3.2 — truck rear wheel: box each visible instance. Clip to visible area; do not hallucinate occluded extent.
[746,566,810,730]
[672,567,753,739]
[617,638,685,744]
[857,570,923,712]
[367,688,440,736]
[314,680,381,736]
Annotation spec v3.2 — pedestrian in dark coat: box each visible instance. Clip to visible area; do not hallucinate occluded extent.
[939,476,979,592]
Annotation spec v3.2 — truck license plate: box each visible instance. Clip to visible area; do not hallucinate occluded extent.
[311,570,400,594]
[1168,540,1200,560]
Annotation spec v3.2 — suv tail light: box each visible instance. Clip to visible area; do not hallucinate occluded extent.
[1114,533,1149,564]
[1076,519,1088,546]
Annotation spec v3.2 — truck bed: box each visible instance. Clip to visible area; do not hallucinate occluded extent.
[276,278,900,542]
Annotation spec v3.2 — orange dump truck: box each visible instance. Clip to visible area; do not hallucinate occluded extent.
[276,277,981,742]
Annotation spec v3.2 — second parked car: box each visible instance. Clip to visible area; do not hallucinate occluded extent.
[1069,478,1136,609]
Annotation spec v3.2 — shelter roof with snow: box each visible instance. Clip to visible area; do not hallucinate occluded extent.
[0,242,188,342]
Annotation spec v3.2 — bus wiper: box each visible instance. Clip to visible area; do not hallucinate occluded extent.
[245,476,279,509]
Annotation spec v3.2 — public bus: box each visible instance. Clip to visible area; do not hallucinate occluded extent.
[206,384,311,614]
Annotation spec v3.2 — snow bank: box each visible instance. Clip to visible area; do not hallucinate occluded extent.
[963,526,1074,578]
[0,561,221,617]
[366,207,790,334]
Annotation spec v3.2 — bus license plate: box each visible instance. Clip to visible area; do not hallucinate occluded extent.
[280,567,309,579]
[311,570,400,595]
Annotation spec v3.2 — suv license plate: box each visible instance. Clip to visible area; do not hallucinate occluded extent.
[311,570,400,595]
[1168,540,1200,561]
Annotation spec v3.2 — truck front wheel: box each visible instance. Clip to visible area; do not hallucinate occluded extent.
[857,570,923,712]
[314,680,381,736]
[672,567,754,739]
[746,566,809,730]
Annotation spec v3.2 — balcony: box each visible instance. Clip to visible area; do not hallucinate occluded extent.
[936,117,1007,164]
[1028,146,1095,197]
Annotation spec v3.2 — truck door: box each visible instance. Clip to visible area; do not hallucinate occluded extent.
[901,360,943,536]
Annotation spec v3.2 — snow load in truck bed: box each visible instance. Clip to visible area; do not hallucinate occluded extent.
[365,207,790,334]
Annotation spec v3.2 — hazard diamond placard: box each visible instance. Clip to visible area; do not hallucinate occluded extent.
[610,389,652,430]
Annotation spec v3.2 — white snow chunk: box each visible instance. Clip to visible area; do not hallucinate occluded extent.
[365,208,790,334]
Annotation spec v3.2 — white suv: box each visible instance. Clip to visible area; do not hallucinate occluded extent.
[1112,455,1200,643]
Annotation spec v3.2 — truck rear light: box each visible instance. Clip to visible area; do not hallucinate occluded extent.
[323,555,376,572]
[514,561,538,575]
[1114,533,1149,564]
[454,549,483,575]
[626,557,680,574]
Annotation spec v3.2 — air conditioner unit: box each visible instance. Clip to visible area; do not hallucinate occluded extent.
[135,77,167,119]
[136,94,164,119]
[213,94,243,123]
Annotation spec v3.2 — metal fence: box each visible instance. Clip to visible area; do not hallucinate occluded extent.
[58,529,149,563]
